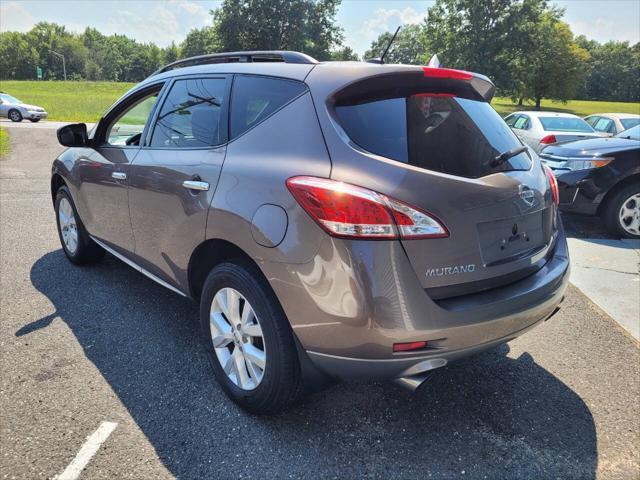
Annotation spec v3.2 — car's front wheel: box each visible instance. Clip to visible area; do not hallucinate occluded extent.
[603,183,640,239]
[199,262,303,414]
[8,109,22,122]
[29,118,40,123]
[55,186,105,264]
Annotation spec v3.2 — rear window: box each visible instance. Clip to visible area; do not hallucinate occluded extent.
[335,95,530,178]
[539,117,593,133]
[621,118,640,130]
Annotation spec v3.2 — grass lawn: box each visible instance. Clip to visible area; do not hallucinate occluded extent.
[0,81,134,122]
[492,97,640,117]
[1,80,639,122]
[0,128,9,158]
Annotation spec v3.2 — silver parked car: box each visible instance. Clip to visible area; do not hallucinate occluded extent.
[505,111,606,153]
[0,92,48,122]
[51,51,569,413]
[584,113,640,136]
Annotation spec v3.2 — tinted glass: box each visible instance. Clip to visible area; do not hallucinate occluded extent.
[513,116,528,129]
[539,117,593,132]
[593,117,614,133]
[585,116,598,127]
[335,96,530,178]
[504,115,518,127]
[621,118,640,130]
[107,93,158,146]
[230,75,307,138]
[0,94,21,104]
[151,78,226,148]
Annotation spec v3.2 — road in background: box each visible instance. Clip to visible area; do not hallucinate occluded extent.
[1,126,639,479]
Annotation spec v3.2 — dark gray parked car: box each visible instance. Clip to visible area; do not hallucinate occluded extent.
[51,51,569,413]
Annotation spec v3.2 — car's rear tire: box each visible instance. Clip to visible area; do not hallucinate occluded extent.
[55,186,105,264]
[199,261,303,414]
[29,118,40,123]
[602,183,640,239]
[8,109,22,122]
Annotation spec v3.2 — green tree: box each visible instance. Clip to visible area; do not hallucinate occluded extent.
[330,45,359,61]
[163,41,181,64]
[211,0,344,60]
[363,24,425,64]
[520,13,589,108]
[0,32,39,79]
[181,26,219,57]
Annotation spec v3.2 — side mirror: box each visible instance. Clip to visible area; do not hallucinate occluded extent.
[57,123,89,147]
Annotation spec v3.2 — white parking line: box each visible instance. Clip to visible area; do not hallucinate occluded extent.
[54,421,118,480]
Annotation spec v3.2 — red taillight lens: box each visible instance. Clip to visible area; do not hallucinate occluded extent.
[539,134,557,145]
[544,165,559,207]
[393,341,427,352]
[286,176,449,240]
[422,67,473,81]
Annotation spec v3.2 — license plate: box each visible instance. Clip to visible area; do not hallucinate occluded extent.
[477,210,545,266]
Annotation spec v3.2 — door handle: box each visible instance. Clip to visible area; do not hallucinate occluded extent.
[182,180,210,191]
[112,172,127,180]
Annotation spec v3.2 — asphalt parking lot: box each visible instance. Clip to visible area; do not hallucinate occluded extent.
[1,125,639,479]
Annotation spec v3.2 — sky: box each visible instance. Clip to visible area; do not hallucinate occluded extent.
[1,0,639,56]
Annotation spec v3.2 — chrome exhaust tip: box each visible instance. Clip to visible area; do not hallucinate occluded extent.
[393,358,447,391]
[393,372,434,391]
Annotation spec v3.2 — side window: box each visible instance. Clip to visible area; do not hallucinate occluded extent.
[513,116,528,129]
[150,77,226,148]
[505,115,519,127]
[230,75,307,138]
[106,92,160,146]
[585,116,599,127]
[593,117,614,133]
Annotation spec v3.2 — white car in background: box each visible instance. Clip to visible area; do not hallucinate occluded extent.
[504,111,607,153]
[0,92,48,123]
[584,113,640,136]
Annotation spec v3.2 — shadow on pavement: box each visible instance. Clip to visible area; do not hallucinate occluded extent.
[23,250,598,478]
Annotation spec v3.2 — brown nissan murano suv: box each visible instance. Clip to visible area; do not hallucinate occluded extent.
[52,51,569,413]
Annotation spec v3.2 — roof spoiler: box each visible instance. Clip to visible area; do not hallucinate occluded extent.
[152,50,318,76]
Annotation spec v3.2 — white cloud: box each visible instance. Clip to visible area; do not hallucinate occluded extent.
[168,0,210,17]
[0,1,35,32]
[570,17,640,44]
[360,7,425,38]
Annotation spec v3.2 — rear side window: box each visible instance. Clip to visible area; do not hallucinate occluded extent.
[335,95,530,178]
[539,117,593,133]
[593,117,615,133]
[621,118,640,130]
[513,116,529,129]
[150,77,226,148]
[230,75,307,138]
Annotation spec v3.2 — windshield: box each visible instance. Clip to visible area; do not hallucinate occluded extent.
[615,124,640,140]
[335,96,530,179]
[0,94,21,104]
[539,116,594,133]
[621,118,640,130]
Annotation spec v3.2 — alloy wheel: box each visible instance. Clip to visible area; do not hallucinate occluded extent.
[9,110,21,121]
[58,197,79,254]
[618,193,640,236]
[209,287,266,390]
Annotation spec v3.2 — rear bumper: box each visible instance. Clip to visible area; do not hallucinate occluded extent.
[262,222,570,382]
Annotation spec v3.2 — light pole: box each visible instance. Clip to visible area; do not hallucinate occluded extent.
[48,49,66,80]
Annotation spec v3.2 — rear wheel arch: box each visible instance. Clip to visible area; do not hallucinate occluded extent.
[188,239,265,302]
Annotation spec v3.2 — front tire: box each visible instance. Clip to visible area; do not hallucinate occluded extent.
[29,118,41,123]
[199,262,303,414]
[55,186,105,264]
[8,109,22,122]
[603,183,640,239]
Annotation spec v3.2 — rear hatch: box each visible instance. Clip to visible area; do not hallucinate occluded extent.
[322,67,557,299]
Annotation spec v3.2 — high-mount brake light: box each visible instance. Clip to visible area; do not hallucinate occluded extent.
[286,177,449,240]
[543,165,559,207]
[413,93,456,98]
[540,134,557,145]
[422,67,473,81]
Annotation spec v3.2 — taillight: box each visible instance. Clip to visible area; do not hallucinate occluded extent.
[540,134,557,145]
[286,176,449,240]
[544,165,559,206]
[422,67,473,81]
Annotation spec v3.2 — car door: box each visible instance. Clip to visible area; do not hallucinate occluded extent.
[77,83,165,255]
[127,75,230,289]
[0,98,7,117]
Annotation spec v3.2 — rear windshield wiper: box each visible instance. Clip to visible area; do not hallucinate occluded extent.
[490,145,528,167]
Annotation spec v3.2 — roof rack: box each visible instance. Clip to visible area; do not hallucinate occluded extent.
[152,50,318,76]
